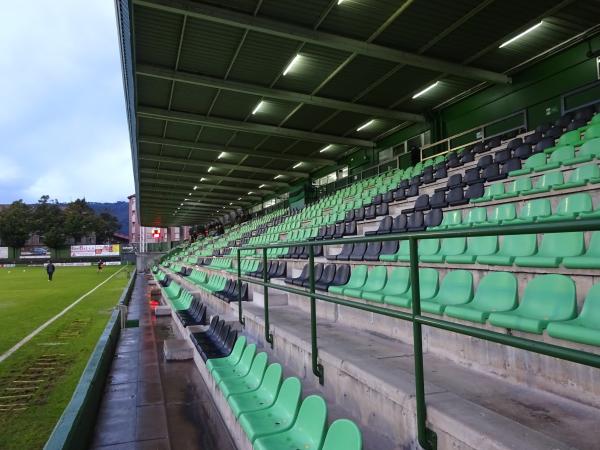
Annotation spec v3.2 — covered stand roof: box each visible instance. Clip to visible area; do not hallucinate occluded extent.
[116,0,600,226]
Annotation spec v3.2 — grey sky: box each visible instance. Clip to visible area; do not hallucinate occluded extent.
[0,0,133,203]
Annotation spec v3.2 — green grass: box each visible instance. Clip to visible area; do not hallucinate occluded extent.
[0,266,130,450]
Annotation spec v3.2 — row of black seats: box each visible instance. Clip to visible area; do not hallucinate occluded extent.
[284,263,350,291]
[176,298,208,327]
[326,240,398,262]
[178,266,193,276]
[367,208,443,234]
[215,279,249,303]
[281,245,324,259]
[247,261,287,279]
[190,316,237,362]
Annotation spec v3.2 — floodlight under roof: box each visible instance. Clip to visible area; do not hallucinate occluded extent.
[283,54,302,76]
[356,120,375,132]
[412,81,440,99]
[499,21,544,48]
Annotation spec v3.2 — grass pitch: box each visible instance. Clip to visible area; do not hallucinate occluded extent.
[0,265,130,450]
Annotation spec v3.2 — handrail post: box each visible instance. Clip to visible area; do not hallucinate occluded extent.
[236,248,245,326]
[308,245,324,385]
[409,237,436,450]
[263,248,273,348]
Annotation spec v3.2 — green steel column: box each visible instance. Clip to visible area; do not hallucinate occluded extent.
[409,238,436,450]
[308,246,324,385]
[236,249,244,326]
[263,248,273,348]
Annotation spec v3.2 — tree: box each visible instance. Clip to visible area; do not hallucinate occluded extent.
[95,211,120,243]
[0,200,32,248]
[63,198,97,242]
[32,195,67,250]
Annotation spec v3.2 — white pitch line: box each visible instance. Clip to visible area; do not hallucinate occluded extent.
[0,267,127,364]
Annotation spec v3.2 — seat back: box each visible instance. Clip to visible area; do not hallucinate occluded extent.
[579,283,600,325]
[419,238,440,256]
[425,209,443,228]
[465,207,486,225]
[549,145,575,163]
[320,265,336,285]
[523,152,547,170]
[247,352,269,383]
[555,193,592,216]
[519,275,576,321]
[539,232,585,257]
[467,235,498,256]
[291,396,328,448]
[501,234,537,257]
[237,344,258,373]
[378,216,393,232]
[437,270,473,305]
[410,268,439,299]
[260,363,283,401]
[519,199,551,221]
[345,265,368,289]
[537,170,564,189]
[440,237,466,256]
[362,266,387,292]
[393,214,407,232]
[381,240,399,256]
[331,264,350,285]
[579,137,600,158]
[350,243,367,259]
[472,272,518,312]
[273,377,302,414]
[570,163,600,183]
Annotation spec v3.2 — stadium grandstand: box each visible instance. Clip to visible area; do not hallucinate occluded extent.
[40,1,600,450]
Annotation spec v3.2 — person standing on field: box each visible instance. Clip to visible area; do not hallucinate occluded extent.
[97,259,104,274]
[46,260,55,281]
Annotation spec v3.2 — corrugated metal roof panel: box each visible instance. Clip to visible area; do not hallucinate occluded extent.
[282,104,339,131]
[138,117,165,137]
[208,90,258,120]
[134,6,182,67]
[136,76,172,108]
[195,127,235,145]
[259,0,331,28]
[164,122,202,141]
[170,83,219,114]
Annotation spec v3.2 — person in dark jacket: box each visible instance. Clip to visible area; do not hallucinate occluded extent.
[46,261,55,281]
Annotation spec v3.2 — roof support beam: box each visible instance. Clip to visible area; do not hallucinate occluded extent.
[139,135,334,165]
[139,153,310,178]
[139,168,290,187]
[134,0,511,85]
[138,106,374,148]
[140,175,276,193]
[141,190,252,206]
[137,64,426,122]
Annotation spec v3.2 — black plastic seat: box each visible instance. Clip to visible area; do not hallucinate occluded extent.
[500,158,521,176]
[392,214,407,233]
[397,179,409,189]
[506,137,523,151]
[371,194,383,206]
[465,182,484,201]
[447,186,468,206]
[483,162,505,181]
[460,151,474,164]
[566,119,586,132]
[333,223,346,239]
[375,203,389,217]
[405,184,419,198]
[382,191,393,203]
[447,174,463,189]
[463,167,481,185]
[314,226,327,240]
[429,191,447,209]
[381,240,399,257]
[315,264,336,291]
[406,211,425,231]
[413,194,430,212]
[554,114,572,129]
[354,207,365,222]
[345,221,357,236]
[574,107,594,122]
[392,188,406,201]
[421,170,435,184]
[472,143,485,154]
[344,209,355,223]
[514,144,532,160]
[494,149,511,164]
[534,137,556,154]
[434,166,447,180]
[544,126,563,139]
[363,242,383,262]
[349,242,367,261]
[485,137,501,150]
[335,243,354,261]
[301,264,324,287]
[409,175,422,187]
[328,264,350,290]
[424,208,443,229]
[477,155,493,169]
[285,265,308,284]
[447,155,461,168]
[535,123,551,134]
[365,216,392,236]
[364,205,376,220]
[323,225,336,240]
[523,132,542,145]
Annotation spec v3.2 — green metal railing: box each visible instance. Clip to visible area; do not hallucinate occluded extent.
[236,218,600,450]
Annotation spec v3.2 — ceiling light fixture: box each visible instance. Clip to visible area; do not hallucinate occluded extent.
[248,191,254,195]
[412,81,440,99]
[499,21,544,48]
[274,174,283,179]
[193,185,198,190]
[207,167,215,173]
[356,120,375,132]
[200,177,207,181]
[319,144,333,153]
[283,54,301,76]
[252,101,265,115]
[188,192,192,195]
[238,197,242,200]
[337,0,345,3]
[218,152,227,159]
[259,184,266,188]
[292,162,303,169]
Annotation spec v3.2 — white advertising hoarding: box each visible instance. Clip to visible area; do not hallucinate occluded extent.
[70,244,120,258]
[0,247,8,259]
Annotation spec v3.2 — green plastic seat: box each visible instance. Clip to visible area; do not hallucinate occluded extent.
[583,123,600,141]
[494,177,532,200]
[228,363,283,418]
[593,114,600,124]
[537,193,592,222]
[509,153,547,176]
[322,419,363,450]
[471,183,504,203]
[362,267,410,303]
[503,199,552,224]
[451,208,486,228]
[520,171,564,195]
[219,352,268,398]
[481,204,516,226]
[445,235,498,264]
[421,270,473,315]
[546,283,600,346]
[384,268,438,308]
[554,164,600,190]
[239,377,302,443]
[432,210,462,229]
[420,237,466,263]
[398,239,439,262]
[565,137,600,164]
[477,234,537,266]
[562,231,600,269]
[515,231,584,267]
[555,131,582,149]
[488,274,576,334]
[212,344,257,384]
[345,266,387,299]
[380,240,408,262]
[445,272,518,323]
[535,145,575,171]
[253,395,327,450]
[328,265,368,295]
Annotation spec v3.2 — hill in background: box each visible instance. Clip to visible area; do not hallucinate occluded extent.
[89,201,129,235]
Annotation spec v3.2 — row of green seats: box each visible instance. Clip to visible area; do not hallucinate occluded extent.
[329,266,600,346]
[473,164,600,203]
[434,194,599,229]
[189,269,208,286]
[205,336,362,449]
[208,258,233,270]
[382,231,599,268]
[546,125,600,151]
[226,259,260,274]
[510,137,600,176]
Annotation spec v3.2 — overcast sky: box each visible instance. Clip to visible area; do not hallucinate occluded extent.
[0,0,133,204]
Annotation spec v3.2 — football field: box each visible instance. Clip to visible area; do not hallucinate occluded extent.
[0,265,131,450]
